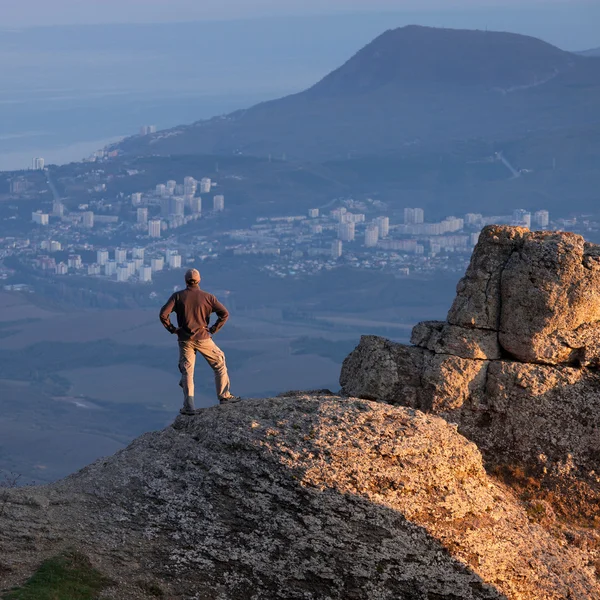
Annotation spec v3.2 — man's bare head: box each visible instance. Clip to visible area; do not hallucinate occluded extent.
[185,268,201,285]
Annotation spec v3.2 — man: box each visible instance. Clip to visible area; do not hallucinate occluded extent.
[159,268,240,415]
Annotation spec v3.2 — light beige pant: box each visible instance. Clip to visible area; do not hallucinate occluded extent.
[178,339,232,401]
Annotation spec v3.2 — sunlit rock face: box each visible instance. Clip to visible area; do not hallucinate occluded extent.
[340,226,600,488]
[448,225,600,366]
[1,396,596,599]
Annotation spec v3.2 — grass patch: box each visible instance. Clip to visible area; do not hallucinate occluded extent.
[3,550,112,600]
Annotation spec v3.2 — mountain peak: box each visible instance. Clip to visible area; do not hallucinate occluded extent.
[307,25,578,94]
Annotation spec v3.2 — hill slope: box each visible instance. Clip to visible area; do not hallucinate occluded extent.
[1,395,597,599]
[580,47,600,57]
[116,26,600,160]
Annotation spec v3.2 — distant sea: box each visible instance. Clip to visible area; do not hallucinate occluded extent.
[0,135,124,172]
[0,91,282,172]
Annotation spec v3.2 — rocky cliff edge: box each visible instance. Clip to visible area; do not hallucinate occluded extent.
[1,395,598,599]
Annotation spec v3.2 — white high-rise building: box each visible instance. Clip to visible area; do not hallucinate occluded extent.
[166,180,177,193]
[213,195,225,212]
[131,192,143,206]
[32,211,49,225]
[331,207,347,222]
[404,208,425,224]
[53,201,64,216]
[374,216,390,238]
[167,253,182,268]
[148,220,162,238]
[125,261,137,278]
[56,262,68,275]
[338,222,355,242]
[533,210,550,228]
[137,208,148,225]
[81,211,94,228]
[87,264,101,276]
[172,197,185,216]
[151,257,164,271]
[117,266,130,282]
[104,260,117,276]
[49,241,62,252]
[97,249,109,266]
[200,178,212,194]
[68,255,83,269]
[133,258,144,272]
[308,208,319,218]
[331,240,343,259]
[190,197,202,214]
[365,225,379,248]
[140,266,152,283]
[512,209,531,229]
[115,248,127,263]
[132,247,145,260]
[183,177,196,196]
[156,184,167,197]
[32,157,45,170]
[464,213,483,226]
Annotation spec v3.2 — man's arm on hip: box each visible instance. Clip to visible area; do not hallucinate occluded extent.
[159,294,178,334]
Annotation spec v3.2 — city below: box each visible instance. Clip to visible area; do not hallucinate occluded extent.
[0,149,584,295]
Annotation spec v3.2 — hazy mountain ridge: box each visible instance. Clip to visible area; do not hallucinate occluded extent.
[116,26,600,161]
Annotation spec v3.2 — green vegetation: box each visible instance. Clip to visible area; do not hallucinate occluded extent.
[2,550,112,600]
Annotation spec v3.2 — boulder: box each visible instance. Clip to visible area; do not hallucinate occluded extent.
[447,225,528,330]
[341,227,600,496]
[499,233,600,365]
[447,225,600,366]
[339,335,424,406]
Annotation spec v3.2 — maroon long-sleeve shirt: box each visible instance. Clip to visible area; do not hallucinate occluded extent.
[159,284,229,341]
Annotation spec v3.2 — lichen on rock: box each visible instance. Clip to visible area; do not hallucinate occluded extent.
[1,396,597,599]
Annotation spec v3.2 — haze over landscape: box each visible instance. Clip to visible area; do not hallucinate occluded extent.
[1,3,600,597]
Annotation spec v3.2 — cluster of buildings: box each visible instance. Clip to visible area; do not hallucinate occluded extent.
[9,155,558,288]
[18,172,231,284]
[30,175,227,240]
[33,245,184,283]
[133,177,225,237]
[223,202,553,279]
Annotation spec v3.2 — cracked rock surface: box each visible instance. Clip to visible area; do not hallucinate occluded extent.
[1,396,597,599]
[340,226,600,526]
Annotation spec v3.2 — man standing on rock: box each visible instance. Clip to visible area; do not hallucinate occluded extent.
[160,269,240,415]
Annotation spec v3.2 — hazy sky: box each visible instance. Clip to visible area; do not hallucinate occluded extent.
[0,0,597,50]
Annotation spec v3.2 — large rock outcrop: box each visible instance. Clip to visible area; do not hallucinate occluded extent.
[1,395,598,599]
[341,226,600,491]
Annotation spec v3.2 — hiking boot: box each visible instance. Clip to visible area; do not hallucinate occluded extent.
[180,397,196,415]
[219,396,242,405]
